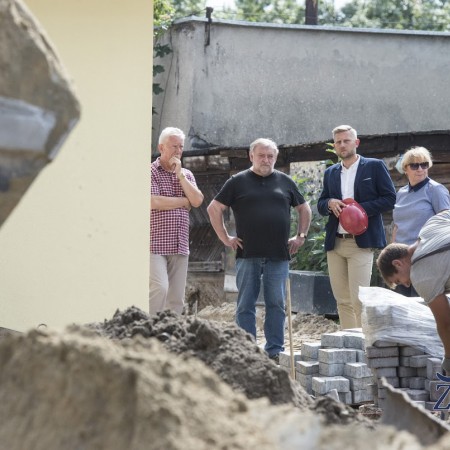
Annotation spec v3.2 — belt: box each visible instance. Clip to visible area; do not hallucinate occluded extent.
[336,233,355,239]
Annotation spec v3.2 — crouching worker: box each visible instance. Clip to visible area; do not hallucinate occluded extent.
[376,209,450,373]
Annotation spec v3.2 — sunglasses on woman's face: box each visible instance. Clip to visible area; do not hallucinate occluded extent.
[408,162,429,170]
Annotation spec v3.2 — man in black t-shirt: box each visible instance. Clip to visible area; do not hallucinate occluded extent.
[207,138,312,361]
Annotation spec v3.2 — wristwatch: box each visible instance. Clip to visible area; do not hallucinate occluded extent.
[297,232,307,238]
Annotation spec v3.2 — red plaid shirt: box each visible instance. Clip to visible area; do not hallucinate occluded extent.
[150,158,197,255]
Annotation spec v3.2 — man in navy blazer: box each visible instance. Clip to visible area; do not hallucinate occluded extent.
[318,125,396,329]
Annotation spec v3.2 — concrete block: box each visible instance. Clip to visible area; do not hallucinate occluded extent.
[405,389,429,402]
[297,373,313,394]
[353,388,374,404]
[321,332,345,348]
[344,362,372,379]
[301,342,321,360]
[409,355,430,368]
[367,356,399,369]
[289,271,337,315]
[400,378,410,388]
[366,346,399,358]
[312,376,350,394]
[279,350,302,368]
[398,366,418,377]
[418,367,427,378]
[399,356,410,366]
[318,348,357,364]
[319,362,344,376]
[338,391,353,404]
[409,377,426,390]
[296,360,319,375]
[374,340,399,347]
[349,376,373,391]
[355,349,367,363]
[399,346,425,357]
[372,367,397,378]
[425,379,430,391]
[377,377,399,388]
[343,333,365,350]
[427,358,441,380]
[425,401,436,411]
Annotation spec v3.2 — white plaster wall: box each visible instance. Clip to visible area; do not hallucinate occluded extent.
[0,0,152,331]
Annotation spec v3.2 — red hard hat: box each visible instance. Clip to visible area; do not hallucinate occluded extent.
[339,198,368,235]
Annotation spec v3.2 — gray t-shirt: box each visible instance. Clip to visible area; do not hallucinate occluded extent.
[411,210,450,304]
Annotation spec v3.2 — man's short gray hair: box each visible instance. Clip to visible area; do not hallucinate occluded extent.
[159,127,185,145]
[249,138,279,155]
[332,125,357,140]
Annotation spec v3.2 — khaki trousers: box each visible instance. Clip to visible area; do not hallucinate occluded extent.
[327,238,373,329]
[149,254,189,315]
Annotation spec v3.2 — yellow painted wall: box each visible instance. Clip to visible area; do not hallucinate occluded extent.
[0,0,152,331]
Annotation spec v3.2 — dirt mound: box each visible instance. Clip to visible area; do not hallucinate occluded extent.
[89,306,312,408]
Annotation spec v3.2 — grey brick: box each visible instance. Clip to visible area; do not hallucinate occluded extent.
[373,367,397,378]
[319,362,344,376]
[398,366,418,377]
[297,373,313,394]
[399,346,425,357]
[400,377,410,388]
[338,391,353,404]
[355,349,367,363]
[409,377,426,390]
[374,340,399,347]
[296,360,319,375]
[343,334,365,350]
[302,342,322,359]
[344,362,372,379]
[406,389,429,402]
[312,376,350,394]
[367,356,399,368]
[418,367,427,378]
[349,376,373,391]
[318,348,357,364]
[279,350,302,368]
[366,346,399,358]
[427,358,441,380]
[321,332,345,348]
[410,355,430,368]
[353,388,374,403]
[399,356,410,366]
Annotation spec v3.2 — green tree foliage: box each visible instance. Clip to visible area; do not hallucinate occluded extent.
[171,0,205,18]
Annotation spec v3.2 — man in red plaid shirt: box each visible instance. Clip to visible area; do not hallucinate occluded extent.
[150,127,204,315]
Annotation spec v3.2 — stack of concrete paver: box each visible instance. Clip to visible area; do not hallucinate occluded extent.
[279,330,444,410]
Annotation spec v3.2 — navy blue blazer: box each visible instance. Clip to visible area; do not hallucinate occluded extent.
[317,156,396,251]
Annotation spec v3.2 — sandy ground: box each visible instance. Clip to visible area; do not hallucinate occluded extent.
[0,302,449,449]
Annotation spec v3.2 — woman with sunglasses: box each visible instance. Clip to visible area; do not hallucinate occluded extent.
[392,146,450,296]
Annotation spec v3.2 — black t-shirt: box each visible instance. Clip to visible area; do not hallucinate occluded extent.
[215,169,305,260]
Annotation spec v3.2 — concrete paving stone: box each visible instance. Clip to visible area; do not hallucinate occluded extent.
[425,401,436,411]
[321,332,346,348]
[429,380,449,402]
[343,334,365,350]
[279,350,302,368]
[353,388,374,404]
[301,342,322,359]
[377,376,399,388]
[399,356,410,366]
[366,346,399,358]
[409,355,430,368]
[318,348,357,364]
[417,367,427,378]
[373,340,399,347]
[397,366,418,377]
[349,376,373,391]
[406,389,429,402]
[296,360,319,375]
[297,373,313,394]
[319,362,344,376]
[312,376,350,394]
[367,356,399,368]
[427,358,441,380]
[338,391,353,404]
[373,367,397,378]
[355,349,367,363]
[344,362,372,378]
[409,377,426,390]
[400,377,410,388]
[301,356,318,362]
[425,379,430,391]
[399,346,425,357]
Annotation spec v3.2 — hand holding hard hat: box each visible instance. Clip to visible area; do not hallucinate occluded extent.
[338,198,368,235]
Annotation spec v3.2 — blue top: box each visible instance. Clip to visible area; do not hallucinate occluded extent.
[393,177,450,245]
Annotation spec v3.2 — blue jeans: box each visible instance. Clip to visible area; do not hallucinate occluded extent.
[235,258,288,357]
